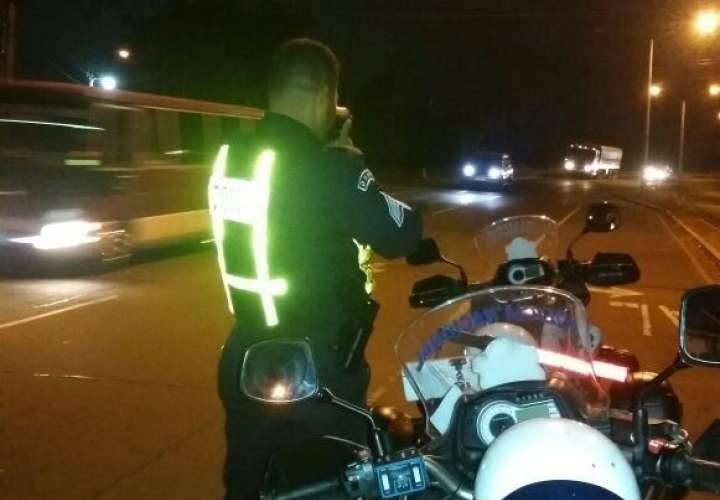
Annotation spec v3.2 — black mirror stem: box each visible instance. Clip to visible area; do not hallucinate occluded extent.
[441,256,468,288]
[566,229,588,261]
[631,355,688,465]
[317,388,386,457]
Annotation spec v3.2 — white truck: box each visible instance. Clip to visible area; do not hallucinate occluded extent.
[563,143,622,178]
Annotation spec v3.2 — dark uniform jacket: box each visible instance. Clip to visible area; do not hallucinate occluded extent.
[218,112,423,350]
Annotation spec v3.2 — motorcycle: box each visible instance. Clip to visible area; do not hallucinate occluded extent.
[240,204,720,498]
[407,204,681,429]
[242,285,720,499]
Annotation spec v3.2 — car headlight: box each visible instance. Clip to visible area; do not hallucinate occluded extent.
[643,166,670,182]
[488,166,502,180]
[11,220,102,250]
[564,159,576,170]
[463,163,477,177]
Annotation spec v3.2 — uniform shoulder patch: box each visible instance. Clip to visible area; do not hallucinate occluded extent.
[357,168,375,192]
[381,192,411,228]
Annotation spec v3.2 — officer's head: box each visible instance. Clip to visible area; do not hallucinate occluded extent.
[267,38,340,139]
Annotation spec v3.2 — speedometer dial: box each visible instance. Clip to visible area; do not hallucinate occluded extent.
[476,401,517,446]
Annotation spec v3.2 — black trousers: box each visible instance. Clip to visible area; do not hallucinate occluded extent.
[218,332,370,500]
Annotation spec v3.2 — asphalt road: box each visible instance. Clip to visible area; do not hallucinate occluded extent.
[2,177,720,499]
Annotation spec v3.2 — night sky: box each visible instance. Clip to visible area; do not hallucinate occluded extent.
[14,0,720,172]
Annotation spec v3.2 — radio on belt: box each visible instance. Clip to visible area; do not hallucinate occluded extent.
[374,450,428,498]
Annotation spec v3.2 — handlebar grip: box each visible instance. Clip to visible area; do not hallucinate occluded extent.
[662,453,720,494]
[686,457,720,494]
[264,477,344,500]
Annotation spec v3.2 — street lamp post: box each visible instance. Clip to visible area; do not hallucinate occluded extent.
[644,11,719,174]
[643,39,655,167]
[679,100,686,178]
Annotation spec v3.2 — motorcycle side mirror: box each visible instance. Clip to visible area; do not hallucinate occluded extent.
[410,274,465,308]
[630,286,720,464]
[240,340,388,456]
[406,238,442,266]
[240,339,320,403]
[584,253,641,286]
[584,202,622,234]
[679,285,720,367]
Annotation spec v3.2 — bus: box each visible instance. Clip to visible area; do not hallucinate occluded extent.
[0,80,263,268]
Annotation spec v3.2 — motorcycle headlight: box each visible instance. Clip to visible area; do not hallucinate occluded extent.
[11,220,102,250]
[463,163,477,177]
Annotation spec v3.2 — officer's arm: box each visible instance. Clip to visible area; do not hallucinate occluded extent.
[332,152,423,259]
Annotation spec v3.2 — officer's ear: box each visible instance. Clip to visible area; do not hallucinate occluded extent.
[313,85,336,138]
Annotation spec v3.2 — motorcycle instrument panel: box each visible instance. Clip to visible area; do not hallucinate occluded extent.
[462,392,563,448]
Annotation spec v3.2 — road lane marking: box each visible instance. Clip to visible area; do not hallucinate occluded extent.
[33,373,97,381]
[641,304,652,336]
[558,205,582,226]
[32,294,84,310]
[0,294,118,332]
[609,301,652,336]
[610,301,639,309]
[700,218,720,233]
[534,205,581,247]
[666,212,720,262]
[430,206,462,216]
[657,213,713,284]
[591,287,643,299]
[659,306,679,328]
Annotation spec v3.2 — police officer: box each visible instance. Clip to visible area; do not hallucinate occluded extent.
[214,39,423,499]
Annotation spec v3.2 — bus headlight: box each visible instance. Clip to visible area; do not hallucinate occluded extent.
[11,220,102,250]
[462,163,477,177]
[564,159,576,170]
[488,166,502,180]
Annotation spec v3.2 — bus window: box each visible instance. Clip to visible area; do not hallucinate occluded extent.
[220,116,256,143]
[202,115,222,154]
[0,104,104,165]
[179,112,206,165]
[156,110,181,158]
[95,105,133,166]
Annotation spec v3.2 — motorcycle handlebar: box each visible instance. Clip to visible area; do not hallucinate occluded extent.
[261,477,344,500]
[659,452,720,494]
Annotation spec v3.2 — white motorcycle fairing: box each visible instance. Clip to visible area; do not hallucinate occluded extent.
[475,418,641,500]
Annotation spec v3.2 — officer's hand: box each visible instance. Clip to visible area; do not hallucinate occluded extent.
[328,118,356,149]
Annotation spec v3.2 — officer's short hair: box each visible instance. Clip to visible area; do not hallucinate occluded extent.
[268,38,340,99]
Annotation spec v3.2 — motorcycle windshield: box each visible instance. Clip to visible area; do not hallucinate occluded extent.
[474,215,560,281]
[396,286,609,437]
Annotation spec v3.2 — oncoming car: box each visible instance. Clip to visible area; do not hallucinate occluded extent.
[459,151,513,185]
[642,164,673,186]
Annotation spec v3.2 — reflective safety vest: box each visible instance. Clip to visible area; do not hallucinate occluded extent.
[208,145,376,328]
[208,145,288,327]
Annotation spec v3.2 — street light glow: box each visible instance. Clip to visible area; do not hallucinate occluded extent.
[117,48,131,60]
[649,84,663,97]
[696,10,720,36]
[710,84,720,96]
